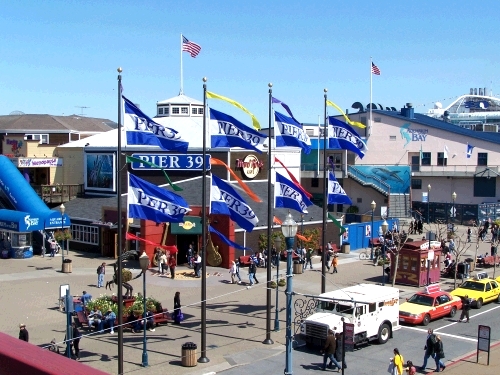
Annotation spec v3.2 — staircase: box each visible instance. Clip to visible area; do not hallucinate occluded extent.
[389,193,411,218]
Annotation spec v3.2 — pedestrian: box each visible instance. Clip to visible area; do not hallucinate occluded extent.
[326,242,332,271]
[331,254,338,274]
[305,248,313,269]
[335,332,347,369]
[72,322,81,360]
[194,252,202,277]
[271,245,277,267]
[50,239,57,257]
[405,360,416,375]
[248,259,259,286]
[173,291,182,324]
[391,348,404,375]
[187,244,193,268]
[420,328,436,370]
[229,261,238,284]
[458,294,471,322]
[467,226,472,242]
[160,251,168,276]
[154,249,162,274]
[234,259,242,283]
[168,255,176,279]
[433,335,446,372]
[18,323,29,342]
[97,262,106,288]
[80,290,92,307]
[104,308,116,334]
[321,329,341,371]
[88,306,103,332]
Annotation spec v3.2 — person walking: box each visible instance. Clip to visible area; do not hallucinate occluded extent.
[305,248,313,269]
[18,323,29,342]
[168,255,176,279]
[433,335,446,372]
[391,348,404,375]
[229,261,238,284]
[97,262,106,288]
[335,332,347,369]
[50,239,57,257]
[321,329,341,371]
[248,259,258,286]
[467,226,472,242]
[173,291,182,324]
[155,249,162,274]
[420,328,436,370]
[458,295,471,322]
[331,254,338,274]
[234,259,242,283]
[72,322,82,360]
[194,253,202,277]
[160,251,168,276]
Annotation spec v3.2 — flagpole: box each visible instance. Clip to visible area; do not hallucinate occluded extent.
[199,77,209,363]
[264,83,274,344]
[321,88,328,294]
[180,34,184,95]
[317,115,320,175]
[369,57,373,137]
[116,67,124,375]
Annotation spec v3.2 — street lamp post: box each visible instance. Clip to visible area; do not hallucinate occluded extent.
[427,184,431,224]
[451,192,457,224]
[274,236,282,332]
[139,251,150,367]
[370,201,376,260]
[300,214,304,249]
[282,212,298,375]
[381,220,388,286]
[60,204,65,265]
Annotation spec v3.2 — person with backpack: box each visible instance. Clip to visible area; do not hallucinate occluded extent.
[420,328,436,370]
[305,248,313,269]
[459,294,471,323]
[433,335,446,372]
[97,262,106,288]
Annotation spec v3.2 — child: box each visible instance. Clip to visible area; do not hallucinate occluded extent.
[404,360,416,375]
[331,255,338,273]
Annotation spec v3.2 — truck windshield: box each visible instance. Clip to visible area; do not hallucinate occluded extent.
[336,303,354,315]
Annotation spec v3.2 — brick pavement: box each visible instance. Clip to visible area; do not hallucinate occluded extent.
[0,224,496,375]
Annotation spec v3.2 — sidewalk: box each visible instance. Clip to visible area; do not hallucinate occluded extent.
[429,341,500,374]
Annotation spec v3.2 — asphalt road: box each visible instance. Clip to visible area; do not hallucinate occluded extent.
[220,300,500,375]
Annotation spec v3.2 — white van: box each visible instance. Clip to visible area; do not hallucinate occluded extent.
[298,284,400,347]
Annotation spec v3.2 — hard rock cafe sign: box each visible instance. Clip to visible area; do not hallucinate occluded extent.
[236,155,263,179]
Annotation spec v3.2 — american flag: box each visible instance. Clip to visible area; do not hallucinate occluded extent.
[371,62,381,75]
[182,36,201,58]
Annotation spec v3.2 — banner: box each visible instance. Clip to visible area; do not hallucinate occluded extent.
[210,175,259,232]
[128,173,190,223]
[274,111,311,154]
[274,171,313,214]
[208,225,252,251]
[328,117,368,159]
[328,172,353,205]
[206,91,261,130]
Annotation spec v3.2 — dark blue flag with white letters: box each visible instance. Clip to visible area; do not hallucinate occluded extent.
[328,172,352,205]
[274,171,313,214]
[274,111,311,154]
[328,117,367,158]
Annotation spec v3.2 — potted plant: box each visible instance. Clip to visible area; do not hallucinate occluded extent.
[277,278,286,287]
[270,280,277,289]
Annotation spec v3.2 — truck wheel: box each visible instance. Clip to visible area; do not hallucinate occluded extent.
[422,314,431,326]
[377,323,390,344]
[449,306,457,318]
[475,298,483,309]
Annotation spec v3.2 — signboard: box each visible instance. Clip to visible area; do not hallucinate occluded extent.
[477,325,491,365]
[344,322,355,352]
[170,216,202,235]
[13,157,63,168]
[236,154,263,179]
[422,192,428,203]
[130,154,211,171]
[84,153,116,192]
[419,241,441,250]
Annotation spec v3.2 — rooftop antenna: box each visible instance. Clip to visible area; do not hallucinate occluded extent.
[75,106,90,116]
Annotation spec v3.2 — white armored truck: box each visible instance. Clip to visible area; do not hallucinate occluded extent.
[298,284,400,347]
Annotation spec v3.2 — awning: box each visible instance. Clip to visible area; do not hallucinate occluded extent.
[0,209,45,232]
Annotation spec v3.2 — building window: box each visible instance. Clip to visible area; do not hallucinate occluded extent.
[311,178,319,188]
[411,179,422,189]
[198,107,204,115]
[192,108,197,114]
[158,108,163,115]
[389,136,396,141]
[25,134,49,144]
[181,107,188,114]
[478,153,488,166]
[474,177,496,197]
[172,107,179,114]
[421,152,431,166]
[164,107,169,115]
[437,152,447,166]
[71,224,99,245]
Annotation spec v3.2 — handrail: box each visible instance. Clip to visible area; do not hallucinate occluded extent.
[347,166,390,194]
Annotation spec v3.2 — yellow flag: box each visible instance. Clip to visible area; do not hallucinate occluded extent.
[207,91,261,130]
[327,100,366,129]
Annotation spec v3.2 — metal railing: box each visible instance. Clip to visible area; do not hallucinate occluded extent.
[300,163,346,172]
[347,166,391,195]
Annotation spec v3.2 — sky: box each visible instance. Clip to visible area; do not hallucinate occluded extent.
[1,0,500,127]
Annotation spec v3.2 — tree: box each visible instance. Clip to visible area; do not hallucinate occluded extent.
[385,226,410,287]
[452,234,472,290]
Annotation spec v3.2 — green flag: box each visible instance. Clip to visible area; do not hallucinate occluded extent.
[126,156,183,191]
[327,213,346,234]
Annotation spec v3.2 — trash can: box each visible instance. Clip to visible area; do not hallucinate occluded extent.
[181,342,197,367]
[62,259,72,273]
[293,261,303,274]
[341,243,350,254]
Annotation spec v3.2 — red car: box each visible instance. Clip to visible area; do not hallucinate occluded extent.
[399,285,462,326]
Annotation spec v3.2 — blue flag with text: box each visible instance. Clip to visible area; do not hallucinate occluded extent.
[274,111,311,154]
[210,175,258,232]
[123,96,189,152]
[208,225,252,251]
[128,173,190,223]
[210,108,267,153]
[328,172,352,205]
[328,116,367,158]
[274,171,313,213]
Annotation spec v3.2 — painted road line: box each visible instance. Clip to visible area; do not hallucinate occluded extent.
[400,325,477,342]
[436,304,500,331]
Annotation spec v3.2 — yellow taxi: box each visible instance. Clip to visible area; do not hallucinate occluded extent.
[399,285,462,326]
[450,276,500,309]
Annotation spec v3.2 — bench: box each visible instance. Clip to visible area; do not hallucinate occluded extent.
[280,251,300,261]
[75,311,91,330]
[478,255,500,267]
[369,238,381,248]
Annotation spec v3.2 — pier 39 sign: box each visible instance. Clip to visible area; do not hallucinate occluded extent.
[130,154,211,171]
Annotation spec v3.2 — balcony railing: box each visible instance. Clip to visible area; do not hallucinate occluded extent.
[32,184,84,204]
[300,163,345,172]
[347,166,391,195]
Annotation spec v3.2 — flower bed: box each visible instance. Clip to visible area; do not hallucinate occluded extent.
[86,294,163,316]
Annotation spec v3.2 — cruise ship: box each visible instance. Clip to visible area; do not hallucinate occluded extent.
[425,87,500,132]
